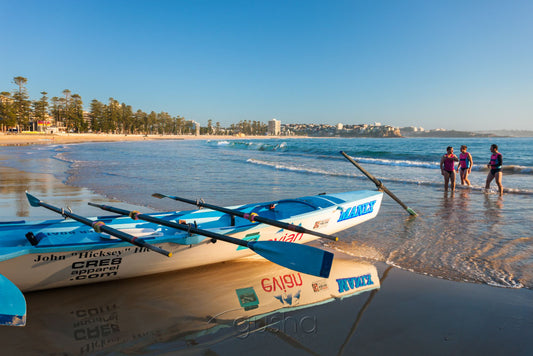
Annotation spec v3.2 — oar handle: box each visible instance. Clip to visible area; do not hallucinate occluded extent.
[153,194,338,241]
[341,151,382,187]
[25,193,172,257]
[340,151,417,216]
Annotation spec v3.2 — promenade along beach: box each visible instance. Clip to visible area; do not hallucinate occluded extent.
[0,134,532,355]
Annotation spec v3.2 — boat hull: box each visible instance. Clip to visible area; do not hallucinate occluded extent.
[0,190,383,291]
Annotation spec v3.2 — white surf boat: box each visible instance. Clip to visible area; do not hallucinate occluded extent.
[0,189,383,326]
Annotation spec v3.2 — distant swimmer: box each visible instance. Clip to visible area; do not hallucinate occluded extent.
[440,146,459,191]
[485,144,503,196]
[457,145,473,186]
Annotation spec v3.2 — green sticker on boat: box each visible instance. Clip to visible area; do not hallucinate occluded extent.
[235,287,259,311]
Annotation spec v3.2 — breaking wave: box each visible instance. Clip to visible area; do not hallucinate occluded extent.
[247,158,533,195]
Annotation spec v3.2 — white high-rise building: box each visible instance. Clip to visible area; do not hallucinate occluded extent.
[268,119,281,136]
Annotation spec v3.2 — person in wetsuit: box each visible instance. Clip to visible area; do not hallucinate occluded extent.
[457,145,474,186]
[440,146,459,191]
[485,144,503,196]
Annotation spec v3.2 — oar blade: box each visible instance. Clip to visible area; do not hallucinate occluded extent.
[406,207,417,216]
[0,274,26,327]
[25,192,41,207]
[249,241,333,278]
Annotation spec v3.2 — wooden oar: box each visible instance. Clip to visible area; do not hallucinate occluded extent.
[0,274,26,327]
[340,151,417,216]
[88,202,334,278]
[25,193,172,257]
[151,193,338,242]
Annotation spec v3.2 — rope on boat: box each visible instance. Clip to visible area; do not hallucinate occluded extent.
[92,221,106,233]
[243,212,258,222]
[195,199,205,209]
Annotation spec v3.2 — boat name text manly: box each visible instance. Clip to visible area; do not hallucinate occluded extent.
[337,200,377,222]
[336,274,374,293]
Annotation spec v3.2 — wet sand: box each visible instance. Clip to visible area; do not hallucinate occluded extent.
[0,155,532,354]
[0,166,149,221]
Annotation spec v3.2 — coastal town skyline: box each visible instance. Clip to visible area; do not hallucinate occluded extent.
[2,1,532,131]
[1,77,531,137]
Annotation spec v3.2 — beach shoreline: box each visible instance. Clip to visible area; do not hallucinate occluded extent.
[0,132,290,146]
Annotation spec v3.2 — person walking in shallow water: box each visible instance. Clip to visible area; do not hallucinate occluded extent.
[440,146,459,191]
[486,144,503,196]
[457,145,473,186]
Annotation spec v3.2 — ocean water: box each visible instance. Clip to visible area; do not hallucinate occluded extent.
[1,137,532,290]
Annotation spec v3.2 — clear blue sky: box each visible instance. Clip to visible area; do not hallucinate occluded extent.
[2,0,532,131]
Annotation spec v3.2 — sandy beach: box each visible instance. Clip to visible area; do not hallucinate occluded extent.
[0,137,532,355]
[0,132,283,146]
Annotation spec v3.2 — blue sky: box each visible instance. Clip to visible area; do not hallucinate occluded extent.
[2,0,532,130]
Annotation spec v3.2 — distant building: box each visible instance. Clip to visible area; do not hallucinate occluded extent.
[336,123,343,130]
[193,121,200,136]
[268,119,280,136]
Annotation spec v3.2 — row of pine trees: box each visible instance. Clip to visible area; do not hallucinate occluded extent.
[1,77,267,135]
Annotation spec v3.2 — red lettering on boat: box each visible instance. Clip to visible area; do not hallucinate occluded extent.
[261,273,302,292]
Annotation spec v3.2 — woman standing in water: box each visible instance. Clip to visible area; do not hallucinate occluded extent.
[486,144,503,195]
[457,145,473,186]
[440,146,459,191]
